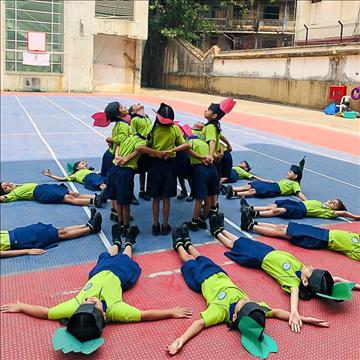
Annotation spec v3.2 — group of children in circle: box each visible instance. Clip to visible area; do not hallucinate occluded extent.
[1,98,359,358]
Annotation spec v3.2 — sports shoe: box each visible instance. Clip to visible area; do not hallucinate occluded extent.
[187,219,198,232]
[139,191,151,201]
[220,184,227,195]
[185,195,195,202]
[161,224,172,236]
[240,195,250,212]
[125,225,140,248]
[248,206,256,218]
[209,214,222,237]
[90,207,97,220]
[131,195,139,206]
[225,185,234,199]
[181,223,192,250]
[177,190,188,200]
[110,209,118,222]
[121,224,130,236]
[94,188,106,208]
[111,223,122,248]
[241,209,255,231]
[152,223,160,236]
[172,226,184,250]
[87,211,102,233]
[218,212,225,232]
[197,216,207,230]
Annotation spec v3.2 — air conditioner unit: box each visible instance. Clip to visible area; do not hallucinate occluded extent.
[24,77,41,91]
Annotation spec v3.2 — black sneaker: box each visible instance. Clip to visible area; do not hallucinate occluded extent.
[90,207,97,220]
[94,188,106,208]
[220,184,227,195]
[172,226,184,250]
[111,223,122,248]
[218,212,225,232]
[131,195,139,206]
[125,225,139,248]
[197,216,207,230]
[185,195,195,202]
[139,191,151,201]
[240,195,250,212]
[225,185,234,199]
[87,211,102,233]
[152,223,160,236]
[121,224,130,236]
[181,223,192,250]
[241,210,255,231]
[177,190,188,200]
[209,214,222,237]
[161,224,172,236]
[249,206,256,218]
[187,219,198,232]
[129,215,134,222]
[110,209,118,222]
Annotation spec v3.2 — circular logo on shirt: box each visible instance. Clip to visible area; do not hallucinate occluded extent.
[352,237,359,244]
[282,262,291,270]
[218,291,227,300]
[83,283,92,291]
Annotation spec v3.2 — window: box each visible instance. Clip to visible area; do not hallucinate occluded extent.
[5,0,64,73]
[263,5,280,20]
[95,0,134,20]
[311,0,322,3]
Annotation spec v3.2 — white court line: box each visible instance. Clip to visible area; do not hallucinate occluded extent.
[1,131,95,136]
[15,96,111,250]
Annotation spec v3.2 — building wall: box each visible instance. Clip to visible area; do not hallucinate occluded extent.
[161,40,360,109]
[1,0,148,92]
[295,0,360,44]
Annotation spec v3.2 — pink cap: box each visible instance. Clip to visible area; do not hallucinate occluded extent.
[219,98,236,114]
[92,112,110,127]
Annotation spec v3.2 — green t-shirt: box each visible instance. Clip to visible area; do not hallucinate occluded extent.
[233,166,254,180]
[130,115,152,136]
[199,272,272,328]
[149,124,185,156]
[304,200,337,218]
[4,183,37,202]
[110,121,130,154]
[117,135,147,170]
[66,169,93,183]
[192,129,202,137]
[188,137,209,165]
[328,230,360,261]
[261,250,304,293]
[48,270,141,323]
[201,123,221,152]
[277,179,302,196]
[0,231,11,251]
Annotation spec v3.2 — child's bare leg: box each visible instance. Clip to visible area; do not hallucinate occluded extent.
[202,197,211,218]
[210,195,217,208]
[187,244,201,258]
[152,197,160,225]
[234,189,256,198]
[162,198,170,226]
[253,223,289,238]
[63,195,90,206]
[257,222,285,229]
[233,184,252,192]
[116,204,124,223]
[111,200,116,210]
[177,246,194,262]
[192,199,203,219]
[68,191,80,197]
[123,205,131,225]
[58,225,90,239]
[217,233,235,249]
[76,194,95,200]
[123,244,133,258]
[108,244,119,256]
[222,229,239,241]
[254,204,277,211]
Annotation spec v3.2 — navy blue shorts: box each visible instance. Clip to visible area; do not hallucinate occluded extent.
[191,164,219,200]
[214,160,222,180]
[9,223,58,250]
[101,149,114,177]
[136,154,152,175]
[88,252,141,291]
[176,151,191,180]
[115,167,135,206]
[147,158,177,198]
[83,173,106,191]
[249,181,281,198]
[224,237,274,269]
[221,151,233,178]
[227,168,238,183]
[274,199,307,219]
[181,256,226,293]
[33,184,69,203]
[286,222,329,249]
[105,165,118,200]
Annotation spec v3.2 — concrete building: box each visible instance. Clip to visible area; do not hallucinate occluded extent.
[202,0,296,50]
[295,0,360,45]
[1,0,149,92]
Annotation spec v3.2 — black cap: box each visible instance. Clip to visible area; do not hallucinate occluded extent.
[290,156,306,183]
[231,301,269,330]
[308,269,334,297]
[208,103,225,120]
[67,303,104,342]
[156,103,175,124]
[242,161,252,172]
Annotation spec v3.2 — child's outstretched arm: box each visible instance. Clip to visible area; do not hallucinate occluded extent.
[42,169,67,182]
[166,318,205,355]
[252,175,274,182]
[172,143,190,153]
[334,211,360,220]
[1,301,49,319]
[141,307,192,321]
[272,308,329,329]
[220,134,232,152]
[296,191,307,201]
[332,276,360,289]
[0,249,46,258]
[289,287,302,332]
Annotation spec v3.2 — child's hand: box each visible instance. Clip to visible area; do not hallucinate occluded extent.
[170,306,192,319]
[1,301,23,313]
[289,311,302,332]
[42,169,52,177]
[114,156,122,165]
[0,196,6,203]
[27,249,46,255]
[163,150,174,159]
[354,283,360,290]
[166,338,184,355]
[303,317,329,328]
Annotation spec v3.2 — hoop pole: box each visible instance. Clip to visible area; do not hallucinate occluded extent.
[67,52,71,93]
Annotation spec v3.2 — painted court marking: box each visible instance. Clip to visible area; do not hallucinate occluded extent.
[15,95,111,249]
